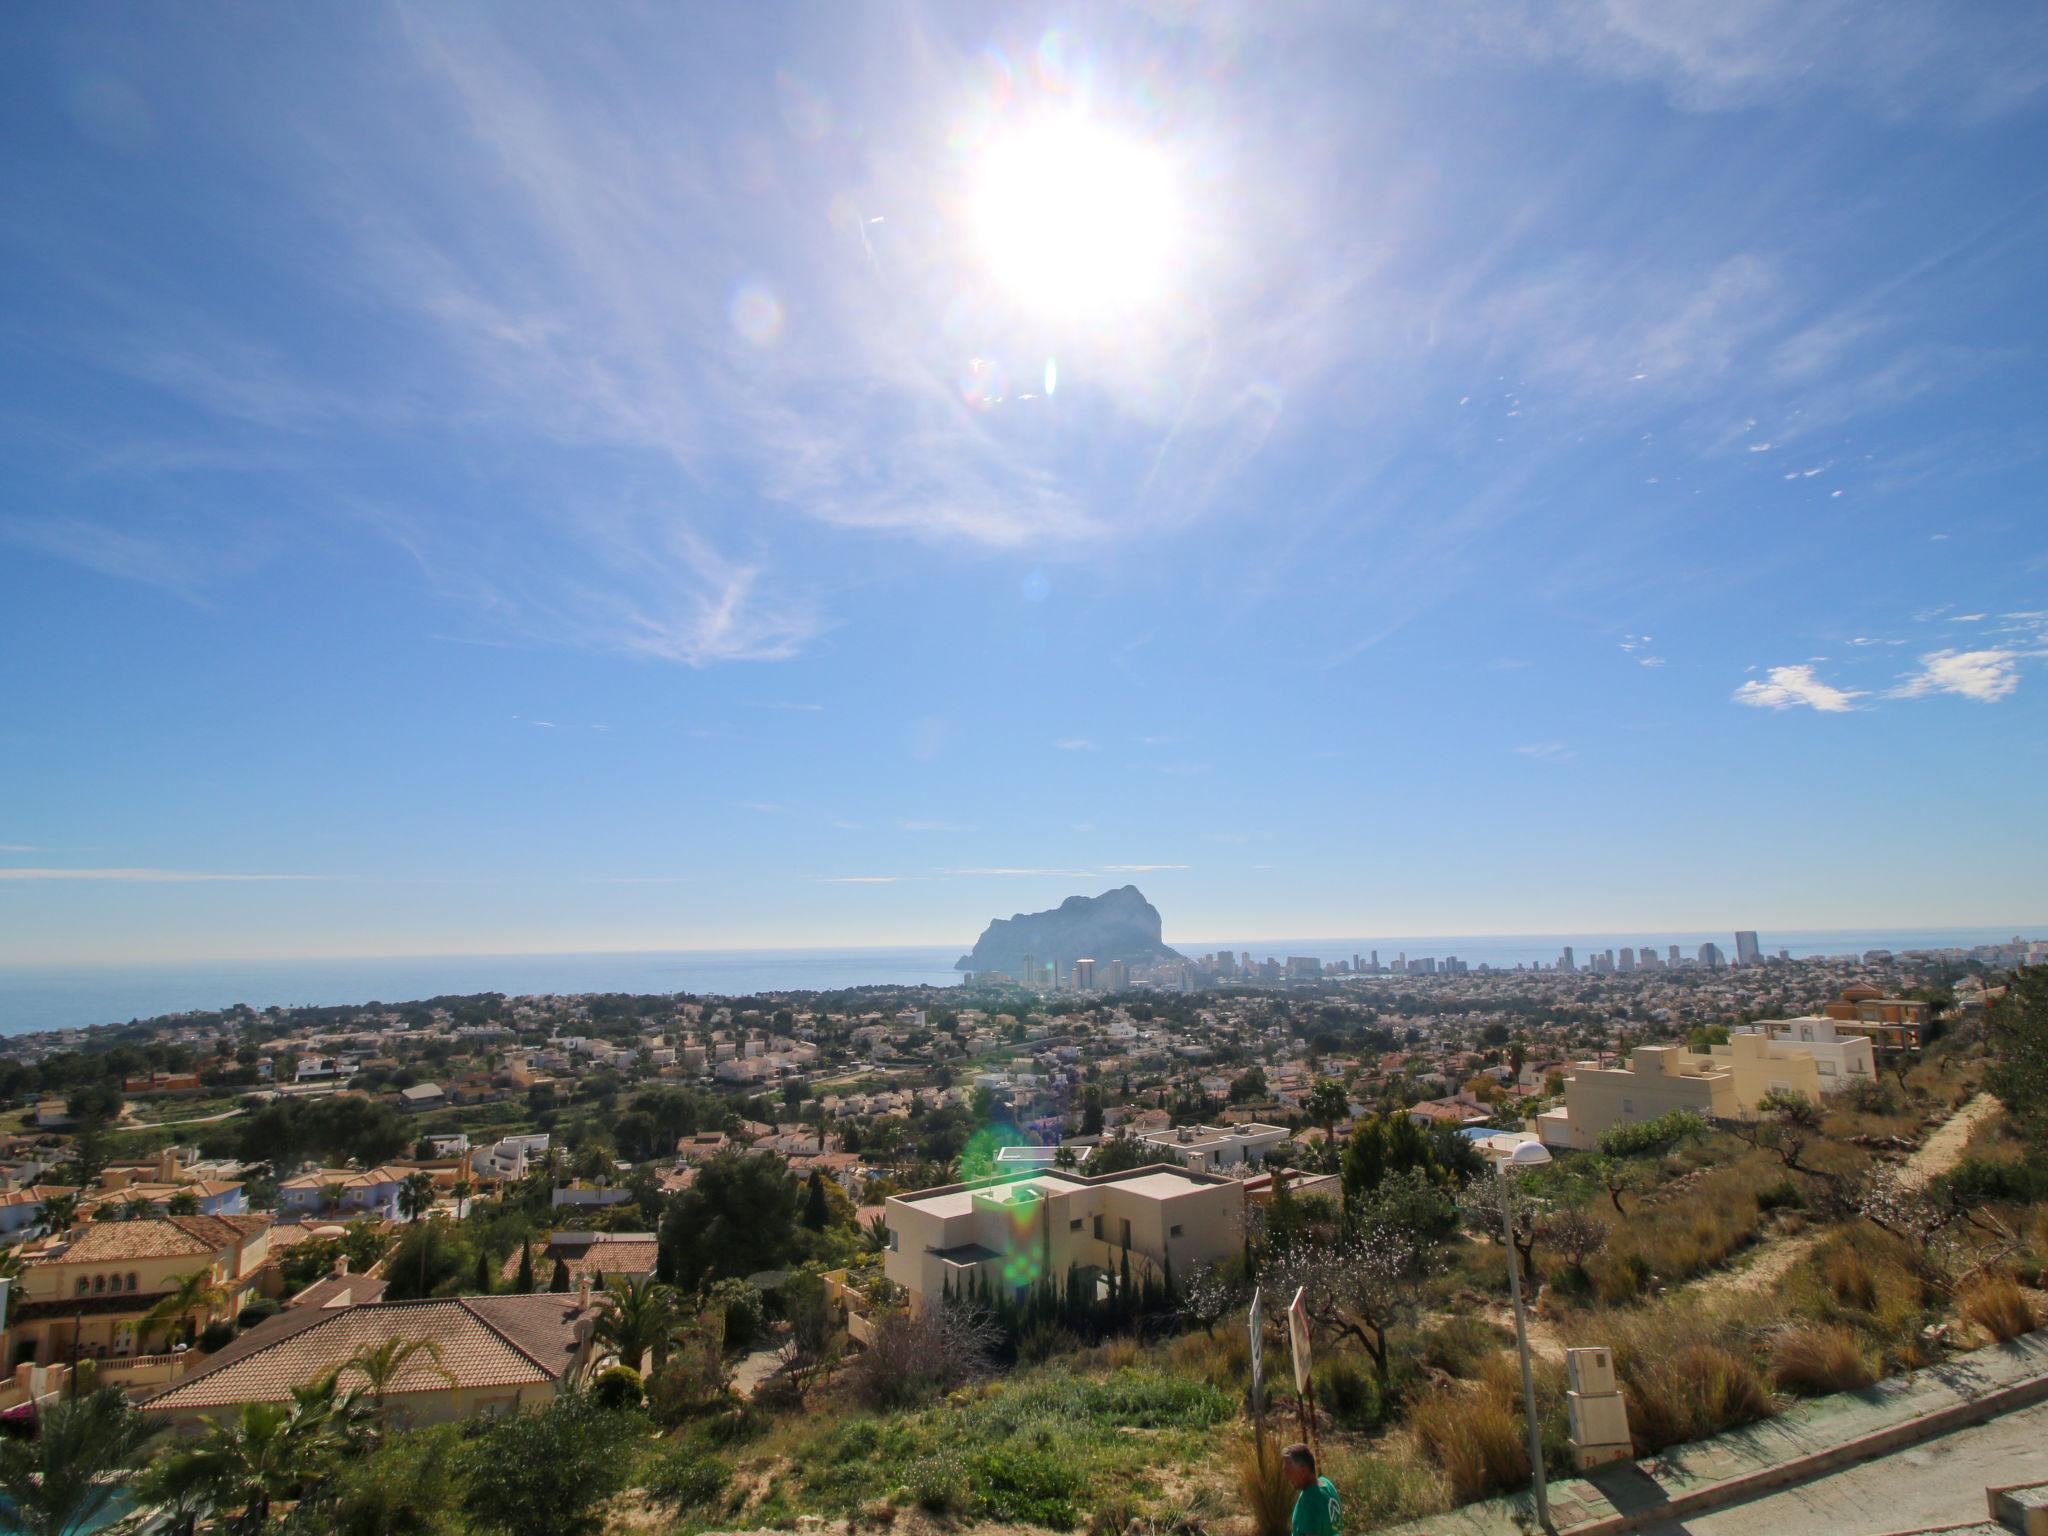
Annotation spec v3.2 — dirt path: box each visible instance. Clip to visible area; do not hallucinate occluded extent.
[1895,1092,1998,1191]
[1684,1093,2000,1304]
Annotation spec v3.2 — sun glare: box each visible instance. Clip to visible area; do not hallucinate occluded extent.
[969,117,1180,318]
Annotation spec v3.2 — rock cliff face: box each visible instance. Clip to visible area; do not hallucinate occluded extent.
[954,886,1184,976]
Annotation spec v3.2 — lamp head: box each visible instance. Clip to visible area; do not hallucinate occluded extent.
[1494,1139,1552,1173]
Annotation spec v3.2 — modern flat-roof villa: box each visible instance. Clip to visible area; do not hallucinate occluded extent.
[1135,1122,1290,1172]
[1731,1017,1878,1091]
[883,1164,1244,1310]
[1535,1034,1823,1151]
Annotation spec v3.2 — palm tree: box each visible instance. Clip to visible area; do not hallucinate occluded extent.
[35,1190,79,1237]
[141,1268,230,1351]
[397,1171,436,1224]
[318,1181,348,1217]
[149,1387,347,1536]
[398,1173,438,1295]
[332,1336,450,1421]
[0,1385,155,1536]
[595,1275,681,1374]
[166,1190,202,1216]
[1304,1078,1351,1154]
[861,1215,891,1254]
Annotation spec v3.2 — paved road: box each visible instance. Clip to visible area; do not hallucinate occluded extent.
[1639,1398,2048,1536]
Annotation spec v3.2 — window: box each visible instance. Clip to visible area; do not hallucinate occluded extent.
[1169,1224,1183,1238]
[75,1278,89,1296]
[1622,1099,1634,1115]
[93,1274,105,1294]
[1069,1218,1082,1231]
[128,1272,139,1292]
[1092,1214,1103,1240]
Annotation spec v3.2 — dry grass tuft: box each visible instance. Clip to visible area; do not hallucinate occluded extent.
[1960,1273,2038,1343]
[1408,1386,1529,1505]
[1770,1325,1875,1396]
[1590,1309,1774,1453]
[1229,1431,1293,1536]
[1824,1244,1877,1310]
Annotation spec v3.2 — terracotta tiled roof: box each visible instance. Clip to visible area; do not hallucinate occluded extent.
[30,1220,214,1264]
[143,1295,590,1413]
[279,1166,406,1191]
[498,1235,659,1285]
[0,1184,77,1208]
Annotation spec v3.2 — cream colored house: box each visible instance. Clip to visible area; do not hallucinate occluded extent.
[7,1215,275,1368]
[1534,1035,1823,1151]
[883,1165,1243,1309]
[1731,1019,1877,1092]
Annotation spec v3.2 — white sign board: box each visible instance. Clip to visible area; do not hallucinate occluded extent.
[1248,1285,1264,1412]
[1288,1286,1312,1395]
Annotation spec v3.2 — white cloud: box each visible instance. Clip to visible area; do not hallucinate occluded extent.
[737,801,787,814]
[0,845,34,853]
[817,876,904,884]
[940,867,1093,878]
[1732,664,1864,712]
[1638,655,1667,668]
[0,868,320,882]
[1888,649,2022,703]
[1100,863,1191,873]
[1053,738,1097,752]
[1748,441,1772,452]
[1513,741,1577,762]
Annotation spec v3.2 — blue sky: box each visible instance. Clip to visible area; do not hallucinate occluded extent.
[4,2,2046,965]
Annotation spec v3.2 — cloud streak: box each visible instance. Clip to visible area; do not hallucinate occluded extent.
[1732,664,1865,713]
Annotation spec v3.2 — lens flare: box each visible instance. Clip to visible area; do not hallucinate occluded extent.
[729,284,784,346]
[960,355,1008,410]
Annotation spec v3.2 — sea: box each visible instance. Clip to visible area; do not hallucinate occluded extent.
[0,926,2036,1037]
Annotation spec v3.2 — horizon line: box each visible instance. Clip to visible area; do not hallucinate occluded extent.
[5,918,2043,971]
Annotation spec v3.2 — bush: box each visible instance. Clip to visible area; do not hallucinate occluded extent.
[1960,1273,2037,1342]
[644,1443,731,1509]
[1598,1110,1707,1158]
[1318,1446,1447,1527]
[1316,1359,1385,1430]
[237,1297,280,1329]
[969,1444,1085,1527]
[707,1278,764,1353]
[904,1453,967,1515]
[1770,1326,1874,1395]
[197,1320,235,1353]
[325,1423,467,1536]
[1756,1179,1803,1213]
[459,1395,641,1536]
[1409,1386,1528,1505]
[1422,1316,1509,1379]
[1229,1431,1292,1536]
[589,1364,643,1409]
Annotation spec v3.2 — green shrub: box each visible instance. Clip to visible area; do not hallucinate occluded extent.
[326,1423,467,1536]
[197,1320,235,1353]
[905,1454,967,1515]
[970,1444,1087,1527]
[1422,1316,1508,1379]
[644,1443,732,1509]
[1756,1178,1803,1213]
[1317,1360,1385,1430]
[590,1364,643,1409]
[237,1297,280,1329]
[1598,1110,1707,1158]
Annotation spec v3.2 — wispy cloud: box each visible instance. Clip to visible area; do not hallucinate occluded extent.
[817,875,906,884]
[1888,649,2024,703]
[0,869,320,882]
[1100,863,1190,873]
[738,801,788,814]
[0,846,35,853]
[747,701,824,712]
[898,819,967,833]
[1053,737,1096,752]
[1513,742,1576,763]
[940,867,1094,878]
[1732,664,1865,713]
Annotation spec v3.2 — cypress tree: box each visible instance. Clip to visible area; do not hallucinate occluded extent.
[516,1238,535,1294]
[803,1170,830,1231]
[550,1257,570,1293]
[473,1247,491,1295]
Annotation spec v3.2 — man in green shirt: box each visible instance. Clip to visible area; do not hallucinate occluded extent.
[1283,1443,1342,1536]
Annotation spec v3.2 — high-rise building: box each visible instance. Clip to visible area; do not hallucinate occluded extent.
[1559,946,1575,972]
[1735,931,1762,966]
[1668,945,1681,965]
[1698,942,1725,968]
[1073,958,1096,990]
[1618,947,1636,974]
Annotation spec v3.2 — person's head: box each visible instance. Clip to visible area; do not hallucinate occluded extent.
[1282,1443,1317,1490]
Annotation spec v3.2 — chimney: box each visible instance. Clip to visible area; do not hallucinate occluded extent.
[577,1274,591,1310]
[334,1255,349,1277]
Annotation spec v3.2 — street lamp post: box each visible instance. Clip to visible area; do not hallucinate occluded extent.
[1494,1139,1552,1532]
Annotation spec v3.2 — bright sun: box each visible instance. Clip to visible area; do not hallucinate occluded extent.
[969,117,1180,318]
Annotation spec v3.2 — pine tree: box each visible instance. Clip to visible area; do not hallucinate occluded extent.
[515,1238,535,1295]
[550,1257,570,1293]
[802,1170,830,1231]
